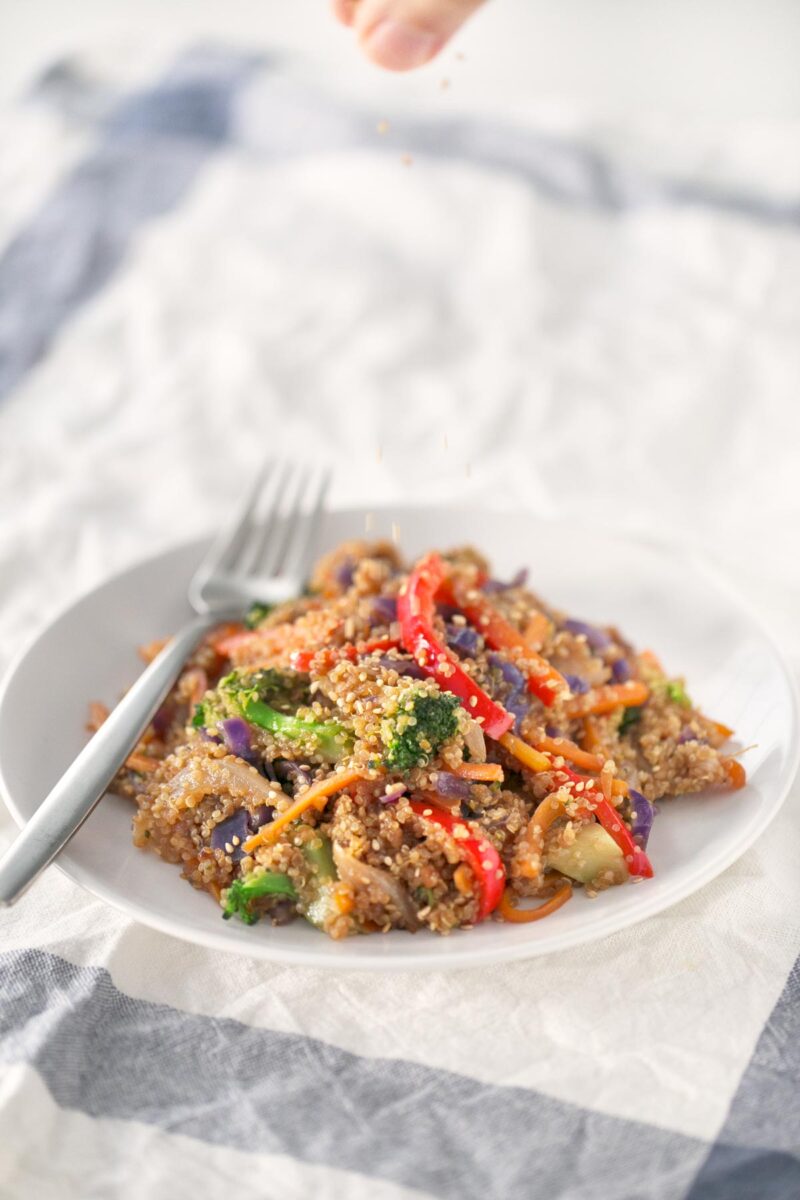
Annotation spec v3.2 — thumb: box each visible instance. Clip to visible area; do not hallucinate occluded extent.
[351,0,486,71]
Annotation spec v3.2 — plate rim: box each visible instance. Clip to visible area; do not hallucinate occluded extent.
[1,506,798,971]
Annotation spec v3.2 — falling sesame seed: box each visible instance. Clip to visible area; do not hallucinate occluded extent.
[391,521,400,544]
[377,119,390,134]
[401,154,413,167]
[440,78,450,90]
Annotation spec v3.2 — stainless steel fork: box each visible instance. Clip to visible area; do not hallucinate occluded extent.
[0,460,329,906]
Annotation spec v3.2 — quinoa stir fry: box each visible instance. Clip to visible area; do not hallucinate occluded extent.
[92,540,746,937]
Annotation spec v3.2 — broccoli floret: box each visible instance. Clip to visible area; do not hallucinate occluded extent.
[245,601,273,630]
[664,679,691,708]
[222,870,297,924]
[381,687,460,772]
[199,669,352,762]
[618,705,642,736]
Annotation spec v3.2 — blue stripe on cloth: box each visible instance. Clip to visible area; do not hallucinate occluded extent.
[0,948,707,1200]
[0,46,261,401]
[686,956,800,1200]
[3,43,799,404]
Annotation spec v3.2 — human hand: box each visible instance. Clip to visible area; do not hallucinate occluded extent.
[332,0,486,71]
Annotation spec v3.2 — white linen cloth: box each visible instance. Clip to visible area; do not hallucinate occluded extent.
[1,43,799,1200]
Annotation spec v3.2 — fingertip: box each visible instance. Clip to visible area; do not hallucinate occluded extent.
[358,17,446,71]
[331,0,357,28]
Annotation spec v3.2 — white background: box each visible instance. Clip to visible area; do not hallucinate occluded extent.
[2,0,800,120]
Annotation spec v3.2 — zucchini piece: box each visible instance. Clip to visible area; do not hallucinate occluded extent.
[546,823,627,886]
[302,834,339,929]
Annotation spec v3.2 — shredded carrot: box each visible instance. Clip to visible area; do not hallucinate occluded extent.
[580,715,602,753]
[87,701,110,733]
[208,622,245,653]
[639,649,664,673]
[498,731,551,773]
[332,884,355,915]
[453,863,474,895]
[242,767,366,852]
[565,680,649,718]
[183,668,208,707]
[125,753,159,774]
[216,611,341,666]
[530,792,571,837]
[712,719,734,740]
[500,731,629,798]
[514,793,571,879]
[499,883,572,923]
[723,758,747,789]
[138,637,169,664]
[451,762,504,782]
[523,611,551,652]
[534,735,604,774]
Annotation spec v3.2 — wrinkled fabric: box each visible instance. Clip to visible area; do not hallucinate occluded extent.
[1,44,800,1200]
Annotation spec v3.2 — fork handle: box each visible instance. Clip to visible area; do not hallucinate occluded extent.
[0,613,227,907]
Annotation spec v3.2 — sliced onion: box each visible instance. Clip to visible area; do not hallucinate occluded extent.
[611,658,631,683]
[433,771,474,800]
[463,718,487,763]
[152,705,173,738]
[483,568,528,593]
[333,844,420,930]
[487,652,526,692]
[210,806,274,861]
[563,619,611,652]
[334,560,356,589]
[371,595,398,624]
[274,758,312,793]
[677,726,708,746]
[219,717,255,761]
[446,623,481,658]
[164,754,279,808]
[629,788,654,848]
[375,655,427,680]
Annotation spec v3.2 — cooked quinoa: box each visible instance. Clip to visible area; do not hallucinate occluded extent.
[96,538,745,937]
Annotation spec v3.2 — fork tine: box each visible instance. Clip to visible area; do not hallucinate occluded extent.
[234,460,294,578]
[196,457,272,584]
[281,466,331,582]
[253,463,309,580]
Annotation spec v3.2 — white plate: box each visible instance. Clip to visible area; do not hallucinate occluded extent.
[1,507,797,970]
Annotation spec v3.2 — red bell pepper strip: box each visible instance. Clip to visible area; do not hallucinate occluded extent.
[592,795,654,878]
[551,762,653,878]
[289,637,400,674]
[410,800,505,920]
[398,554,513,740]
[437,579,568,707]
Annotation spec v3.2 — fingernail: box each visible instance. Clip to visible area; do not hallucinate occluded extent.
[361,18,443,70]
